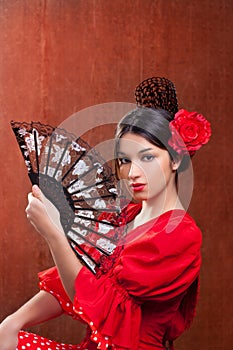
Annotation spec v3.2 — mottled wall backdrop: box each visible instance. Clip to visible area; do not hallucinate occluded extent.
[0,0,232,348]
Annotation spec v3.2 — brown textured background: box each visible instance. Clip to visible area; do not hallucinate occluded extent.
[0,0,232,348]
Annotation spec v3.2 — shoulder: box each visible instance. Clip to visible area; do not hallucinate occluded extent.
[150,210,202,253]
[174,211,202,242]
[125,210,202,254]
[153,209,201,235]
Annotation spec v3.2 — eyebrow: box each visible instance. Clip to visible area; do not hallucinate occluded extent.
[117,148,153,156]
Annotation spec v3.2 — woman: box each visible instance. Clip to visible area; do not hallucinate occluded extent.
[0,77,211,349]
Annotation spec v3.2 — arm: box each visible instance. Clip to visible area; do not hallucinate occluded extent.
[0,290,62,350]
[1,290,63,329]
[26,185,82,300]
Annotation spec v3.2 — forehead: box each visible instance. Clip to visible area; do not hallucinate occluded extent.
[118,133,158,153]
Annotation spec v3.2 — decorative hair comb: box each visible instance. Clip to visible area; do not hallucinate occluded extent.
[135,76,179,117]
[135,76,211,155]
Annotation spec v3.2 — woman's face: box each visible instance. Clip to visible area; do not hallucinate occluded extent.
[117,133,176,203]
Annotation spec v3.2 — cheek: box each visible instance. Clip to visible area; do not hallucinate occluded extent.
[119,165,130,179]
[156,160,173,184]
[146,162,168,185]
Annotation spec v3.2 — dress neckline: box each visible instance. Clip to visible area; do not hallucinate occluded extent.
[125,202,187,225]
[122,202,188,243]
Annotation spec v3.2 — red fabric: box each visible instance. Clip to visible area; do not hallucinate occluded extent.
[18,204,202,350]
[17,330,82,349]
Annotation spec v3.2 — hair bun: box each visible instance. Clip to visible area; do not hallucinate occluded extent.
[135,77,179,117]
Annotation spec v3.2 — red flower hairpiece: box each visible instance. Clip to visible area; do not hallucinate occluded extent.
[168,109,211,156]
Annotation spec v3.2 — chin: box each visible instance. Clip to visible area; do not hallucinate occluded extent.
[132,193,147,201]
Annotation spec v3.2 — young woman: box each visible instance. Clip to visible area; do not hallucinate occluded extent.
[0,77,211,350]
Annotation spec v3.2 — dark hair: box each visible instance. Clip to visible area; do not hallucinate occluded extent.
[135,77,179,117]
[114,107,190,177]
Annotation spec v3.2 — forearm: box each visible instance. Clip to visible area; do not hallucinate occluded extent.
[44,225,82,301]
[26,186,83,301]
[2,290,63,330]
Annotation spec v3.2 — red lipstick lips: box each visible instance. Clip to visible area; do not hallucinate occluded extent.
[130,183,145,192]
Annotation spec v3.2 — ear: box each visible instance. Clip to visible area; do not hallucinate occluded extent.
[171,155,183,171]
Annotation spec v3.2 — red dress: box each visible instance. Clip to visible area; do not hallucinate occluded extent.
[17,204,202,350]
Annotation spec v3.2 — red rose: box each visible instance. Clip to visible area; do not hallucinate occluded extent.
[168,109,211,156]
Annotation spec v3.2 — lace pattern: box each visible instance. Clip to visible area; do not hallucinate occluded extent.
[11,120,128,274]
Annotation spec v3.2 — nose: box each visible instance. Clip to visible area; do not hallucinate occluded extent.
[128,161,141,180]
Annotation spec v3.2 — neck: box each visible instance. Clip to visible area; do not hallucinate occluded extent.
[133,180,183,227]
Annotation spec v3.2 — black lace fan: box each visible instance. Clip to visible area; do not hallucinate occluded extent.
[11,121,127,274]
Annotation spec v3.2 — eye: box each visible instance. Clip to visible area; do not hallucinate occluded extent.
[141,154,155,162]
[118,157,131,165]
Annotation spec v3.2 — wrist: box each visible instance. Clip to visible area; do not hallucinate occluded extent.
[39,217,64,240]
[44,225,67,246]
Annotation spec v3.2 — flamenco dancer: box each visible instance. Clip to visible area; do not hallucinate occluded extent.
[0,77,211,349]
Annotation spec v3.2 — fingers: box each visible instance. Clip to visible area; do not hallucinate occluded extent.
[26,186,46,225]
[32,185,44,202]
[26,189,42,219]
[25,195,32,220]
[27,192,33,203]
